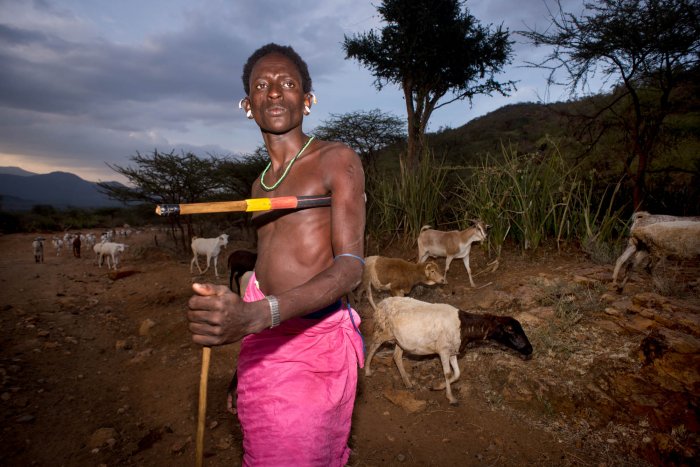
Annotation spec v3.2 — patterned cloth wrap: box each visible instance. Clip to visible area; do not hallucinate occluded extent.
[237,272,365,466]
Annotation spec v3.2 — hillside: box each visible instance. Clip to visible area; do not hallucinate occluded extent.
[0,171,126,211]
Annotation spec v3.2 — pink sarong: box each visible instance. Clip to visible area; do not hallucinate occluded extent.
[237,273,365,466]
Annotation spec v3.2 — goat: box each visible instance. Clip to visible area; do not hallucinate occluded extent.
[96,242,127,270]
[226,250,257,294]
[417,220,489,287]
[72,235,81,258]
[51,237,63,256]
[32,238,45,263]
[356,256,446,312]
[365,297,532,404]
[612,211,700,289]
[190,234,229,278]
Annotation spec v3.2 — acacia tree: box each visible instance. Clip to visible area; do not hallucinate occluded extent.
[99,150,225,252]
[343,0,515,169]
[312,109,406,170]
[520,0,700,209]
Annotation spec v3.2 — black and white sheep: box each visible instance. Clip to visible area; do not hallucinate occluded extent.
[365,297,533,404]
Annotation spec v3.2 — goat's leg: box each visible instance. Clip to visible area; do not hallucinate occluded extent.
[462,255,476,287]
[417,246,429,263]
[190,255,200,273]
[393,346,413,388]
[365,337,387,377]
[213,256,219,278]
[368,286,378,312]
[612,240,637,286]
[200,254,211,274]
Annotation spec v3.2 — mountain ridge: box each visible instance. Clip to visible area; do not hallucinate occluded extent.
[0,170,126,211]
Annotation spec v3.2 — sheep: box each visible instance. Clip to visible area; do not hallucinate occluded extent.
[226,249,257,294]
[356,255,446,312]
[32,238,45,263]
[96,242,127,270]
[190,234,229,278]
[612,211,700,289]
[417,220,489,287]
[365,297,532,404]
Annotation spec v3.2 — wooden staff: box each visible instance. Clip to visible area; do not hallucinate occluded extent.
[181,193,331,467]
[156,194,331,216]
[196,346,211,467]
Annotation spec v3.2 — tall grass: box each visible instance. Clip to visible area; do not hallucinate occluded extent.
[453,139,627,255]
[364,140,628,255]
[365,149,448,247]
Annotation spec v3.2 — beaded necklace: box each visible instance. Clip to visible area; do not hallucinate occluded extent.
[259,136,315,192]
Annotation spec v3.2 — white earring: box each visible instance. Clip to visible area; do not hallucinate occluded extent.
[246,109,253,119]
[309,92,317,104]
[238,98,245,109]
[303,105,311,115]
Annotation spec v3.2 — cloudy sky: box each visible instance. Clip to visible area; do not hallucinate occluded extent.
[0,0,592,183]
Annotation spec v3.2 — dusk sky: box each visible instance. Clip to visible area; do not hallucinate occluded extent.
[0,0,596,184]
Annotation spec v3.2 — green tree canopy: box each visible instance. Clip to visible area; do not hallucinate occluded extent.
[99,150,264,250]
[312,109,406,170]
[343,0,515,168]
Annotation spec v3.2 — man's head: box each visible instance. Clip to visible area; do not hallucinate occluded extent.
[241,43,312,95]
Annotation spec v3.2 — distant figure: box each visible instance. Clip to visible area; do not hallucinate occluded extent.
[72,235,81,258]
[32,238,44,263]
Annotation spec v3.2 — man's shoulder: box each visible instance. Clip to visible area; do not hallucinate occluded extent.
[313,139,359,161]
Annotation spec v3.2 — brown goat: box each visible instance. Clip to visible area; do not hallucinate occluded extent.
[356,255,446,312]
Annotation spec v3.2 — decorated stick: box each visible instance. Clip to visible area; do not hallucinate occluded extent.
[156,194,331,216]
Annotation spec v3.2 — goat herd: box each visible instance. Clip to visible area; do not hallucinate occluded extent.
[29,212,700,404]
[31,229,133,270]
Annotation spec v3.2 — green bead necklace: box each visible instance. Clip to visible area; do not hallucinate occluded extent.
[259,136,315,192]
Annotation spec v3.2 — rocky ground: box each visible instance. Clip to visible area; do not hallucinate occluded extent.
[1,230,698,466]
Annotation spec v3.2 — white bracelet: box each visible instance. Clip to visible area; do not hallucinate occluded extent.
[267,295,280,328]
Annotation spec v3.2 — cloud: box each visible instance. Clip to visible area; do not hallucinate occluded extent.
[0,0,593,182]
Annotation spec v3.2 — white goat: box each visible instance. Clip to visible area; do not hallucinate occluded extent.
[32,238,45,263]
[612,211,700,288]
[96,242,127,270]
[190,234,229,278]
[51,236,63,256]
[417,220,489,287]
[365,297,532,404]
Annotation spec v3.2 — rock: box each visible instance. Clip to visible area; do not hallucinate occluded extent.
[513,312,542,326]
[115,339,131,351]
[171,437,191,454]
[16,414,35,423]
[129,348,153,364]
[472,290,515,310]
[382,388,426,413]
[88,427,117,449]
[139,319,156,336]
[216,437,231,450]
[573,275,600,286]
[526,306,555,320]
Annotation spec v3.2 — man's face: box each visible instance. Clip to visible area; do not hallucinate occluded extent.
[247,52,307,135]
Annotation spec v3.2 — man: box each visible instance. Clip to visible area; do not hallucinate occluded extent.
[187,43,366,466]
